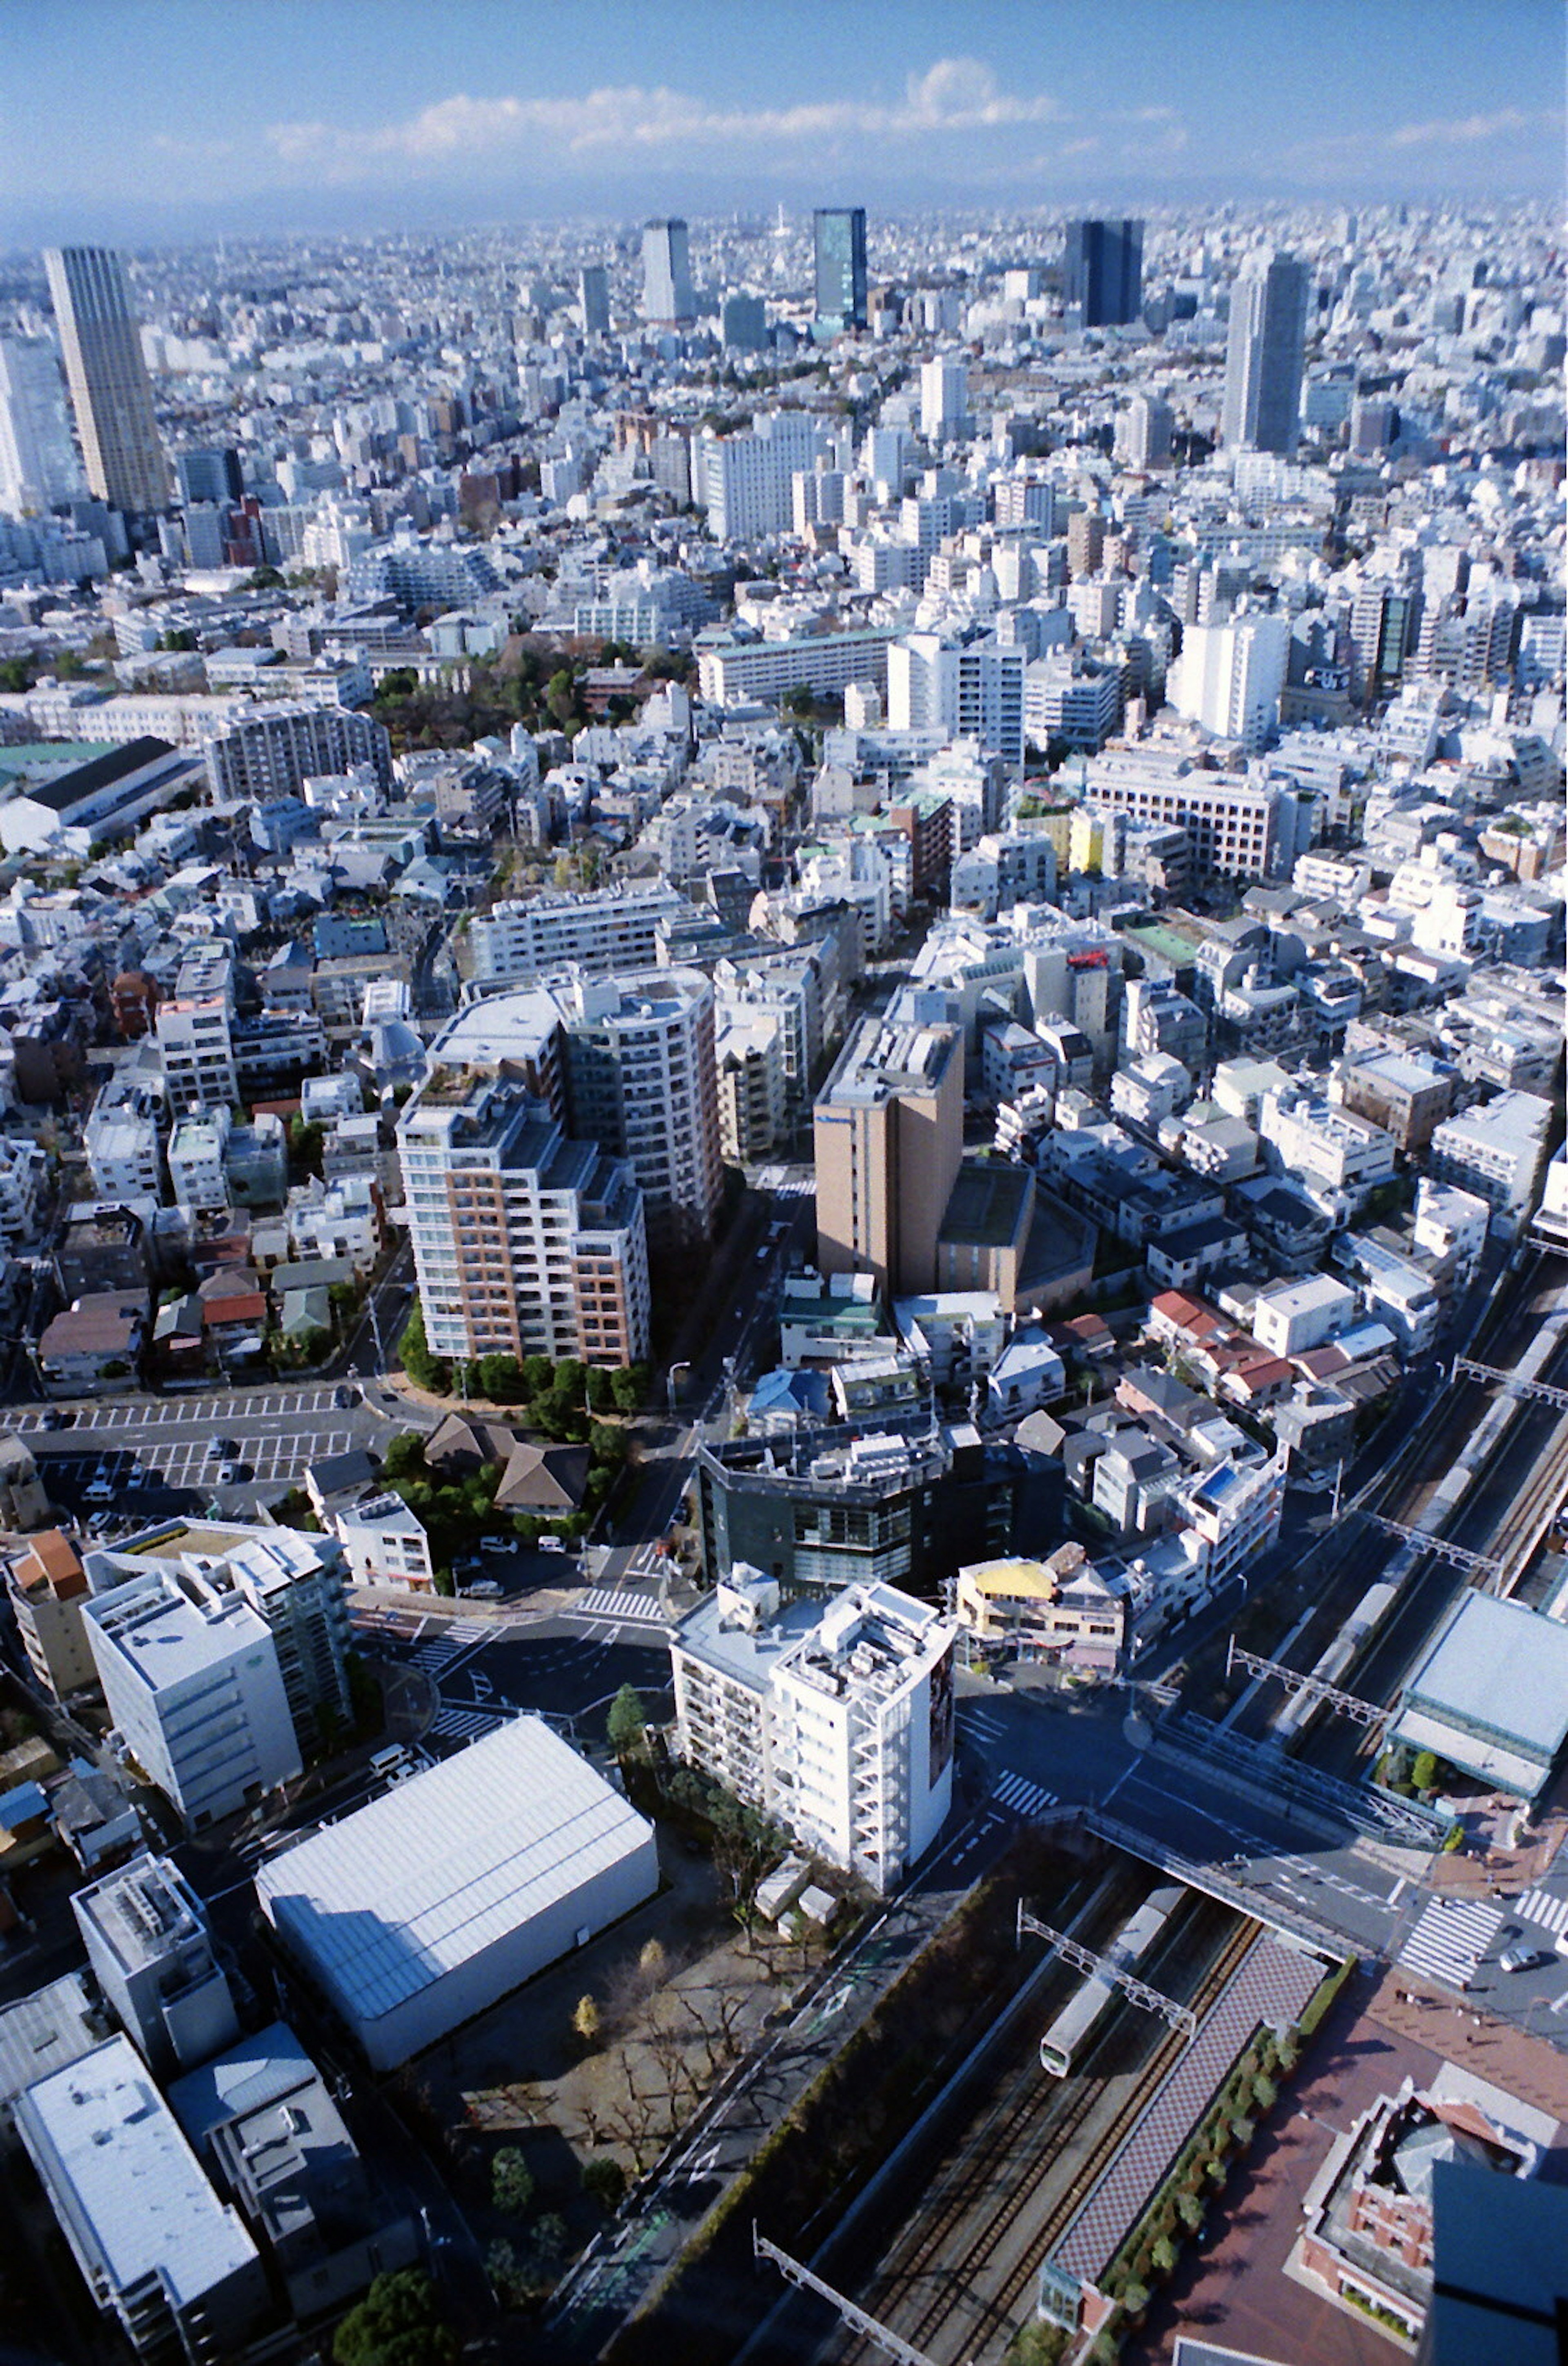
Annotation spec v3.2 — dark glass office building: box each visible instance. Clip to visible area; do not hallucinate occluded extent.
[1063,218,1145,327]
[813,207,868,332]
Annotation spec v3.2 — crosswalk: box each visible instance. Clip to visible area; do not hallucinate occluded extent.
[411,1633,469,1675]
[1513,1887,1568,1938]
[1399,1896,1505,1993]
[962,1706,1007,1743]
[429,1705,510,1744]
[569,1587,669,1628]
[990,1769,1059,1820]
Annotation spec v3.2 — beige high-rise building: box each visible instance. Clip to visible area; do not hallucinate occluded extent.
[43,246,169,514]
[398,1067,650,1371]
[814,1011,964,1298]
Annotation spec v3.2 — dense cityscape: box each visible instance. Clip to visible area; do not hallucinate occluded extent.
[0,11,1564,2366]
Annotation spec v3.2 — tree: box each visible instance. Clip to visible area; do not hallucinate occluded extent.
[609,1365,644,1414]
[491,2147,535,2216]
[572,1993,601,2048]
[332,2270,457,2366]
[398,1305,450,1395]
[637,1937,666,1991]
[581,2154,626,2211]
[1410,1749,1439,1793]
[586,1365,615,1413]
[1150,2234,1178,2275]
[606,1684,648,1763]
[382,1430,427,1482]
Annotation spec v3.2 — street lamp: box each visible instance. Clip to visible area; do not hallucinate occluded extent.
[666,1359,691,1416]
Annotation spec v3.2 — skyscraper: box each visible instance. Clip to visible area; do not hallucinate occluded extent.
[578,264,610,336]
[1221,249,1310,456]
[1063,219,1144,327]
[0,335,82,516]
[43,246,169,514]
[641,219,695,328]
[813,207,867,333]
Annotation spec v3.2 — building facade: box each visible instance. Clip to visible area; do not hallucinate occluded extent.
[43,247,169,513]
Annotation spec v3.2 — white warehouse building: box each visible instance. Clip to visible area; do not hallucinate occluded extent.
[255,1718,659,2070]
[670,1569,956,1894]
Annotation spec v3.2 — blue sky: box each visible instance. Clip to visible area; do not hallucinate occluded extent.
[2,0,1562,243]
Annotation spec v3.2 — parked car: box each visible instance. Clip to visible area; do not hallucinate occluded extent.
[38,1405,66,1430]
[334,1384,359,1409]
[480,1534,519,1553]
[538,1534,568,1554]
[207,1437,240,1461]
[83,1474,115,1504]
[463,1580,503,1600]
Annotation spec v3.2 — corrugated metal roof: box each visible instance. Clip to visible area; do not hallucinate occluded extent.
[255,1719,653,2025]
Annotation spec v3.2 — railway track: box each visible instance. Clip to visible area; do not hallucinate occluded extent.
[827,1900,1261,2366]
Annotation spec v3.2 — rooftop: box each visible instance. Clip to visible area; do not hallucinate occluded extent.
[14,2034,259,2309]
[1401,1594,1568,1765]
[254,1718,653,2030]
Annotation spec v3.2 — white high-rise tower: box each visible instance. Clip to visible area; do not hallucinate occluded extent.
[0,336,82,516]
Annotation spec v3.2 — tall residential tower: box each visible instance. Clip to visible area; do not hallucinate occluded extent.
[1221,249,1310,455]
[42,246,168,514]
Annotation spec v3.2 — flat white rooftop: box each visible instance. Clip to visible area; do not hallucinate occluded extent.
[15,2034,258,2308]
[254,1717,654,2029]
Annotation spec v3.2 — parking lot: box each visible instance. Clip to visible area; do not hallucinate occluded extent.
[42,1428,360,1499]
[11,1384,354,1434]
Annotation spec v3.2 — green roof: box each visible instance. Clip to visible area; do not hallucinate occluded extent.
[1122,921,1205,970]
[0,741,118,784]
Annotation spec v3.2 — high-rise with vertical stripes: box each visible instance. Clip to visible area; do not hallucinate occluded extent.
[43,246,169,514]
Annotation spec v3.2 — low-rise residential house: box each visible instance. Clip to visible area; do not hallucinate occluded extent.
[36,1293,146,1395]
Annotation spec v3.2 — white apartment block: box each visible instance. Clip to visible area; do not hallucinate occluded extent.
[468,883,687,985]
[82,1571,301,1829]
[1178,1450,1286,1589]
[671,1569,955,1894]
[1258,1085,1398,1221]
[398,1068,650,1369]
[698,410,825,541]
[84,1101,162,1201]
[697,626,900,709]
[0,1132,46,1245]
[167,1109,230,1212]
[1251,1272,1358,1359]
[887,634,1026,768]
[333,1490,435,1594]
[1429,1091,1553,1220]
[563,968,723,1248]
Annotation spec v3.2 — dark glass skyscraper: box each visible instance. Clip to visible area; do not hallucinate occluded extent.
[1063,218,1145,327]
[813,208,867,333]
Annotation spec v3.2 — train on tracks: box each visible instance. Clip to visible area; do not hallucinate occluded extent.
[1039,1883,1184,2076]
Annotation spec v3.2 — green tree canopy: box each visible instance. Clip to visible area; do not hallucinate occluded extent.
[606,1684,648,1761]
[332,2270,457,2366]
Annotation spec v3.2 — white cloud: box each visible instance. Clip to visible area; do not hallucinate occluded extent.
[1388,107,1537,149]
[262,58,1069,178]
